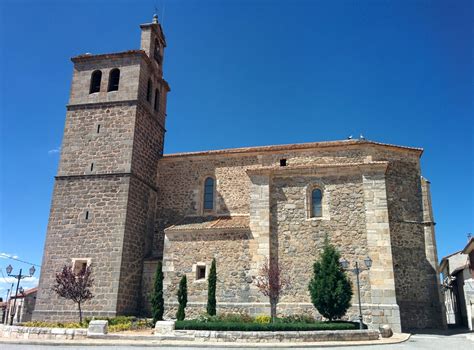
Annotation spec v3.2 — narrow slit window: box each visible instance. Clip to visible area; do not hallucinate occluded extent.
[146,79,152,102]
[85,211,89,220]
[203,177,214,210]
[90,163,94,171]
[196,266,206,280]
[97,124,101,133]
[311,188,323,218]
[154,88,160,112]
[154,39,162,64]
[89,70,102,94]
[107,68,120,92]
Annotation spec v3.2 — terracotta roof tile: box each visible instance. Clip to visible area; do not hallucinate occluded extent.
[166,216,249,232]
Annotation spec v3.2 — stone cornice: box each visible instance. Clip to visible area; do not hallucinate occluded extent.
[161,140,423,160]
[246,161,390,177]
[55,172,158,192]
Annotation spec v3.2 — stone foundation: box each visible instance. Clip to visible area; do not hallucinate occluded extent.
[0,324,87,340]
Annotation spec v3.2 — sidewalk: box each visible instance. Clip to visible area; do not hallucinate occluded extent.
[0,332,410,348]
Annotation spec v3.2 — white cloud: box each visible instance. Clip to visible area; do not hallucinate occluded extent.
[0,276,39,299]
[0,252,18,260]
[48,147,61,155]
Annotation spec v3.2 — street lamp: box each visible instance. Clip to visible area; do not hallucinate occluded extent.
[5,264,35,325]
[339,256,372,330]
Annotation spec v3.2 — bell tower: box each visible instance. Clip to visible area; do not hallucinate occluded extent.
[34,16,170,321]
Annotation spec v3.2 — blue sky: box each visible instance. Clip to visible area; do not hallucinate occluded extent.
[0,0,472,298]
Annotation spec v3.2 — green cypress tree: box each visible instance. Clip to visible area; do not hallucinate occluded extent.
[207,258,217,316]
[176,275,188,321]
[308,238,353,321]
[150,261,164,323]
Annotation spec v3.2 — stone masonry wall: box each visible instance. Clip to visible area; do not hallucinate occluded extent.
[57,103,136,177]
[34,176,130,321]
[381,155,445,330]
[69,54,142,105]
[161,229,253,318]
[153,147,371,258]
[271,173,370,304]
[154,144,441,331]
[116,176,157,315]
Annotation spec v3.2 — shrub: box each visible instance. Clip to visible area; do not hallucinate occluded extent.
[279,314,316,324]
[207,258,217,316]
[176,275,188,321]
[151,261,165,323]
[175,320,356,331]
[308,238,353,321]
[218,312,254,323]
[21,321,84,328]
[197,312,219,323]
[255,315,271,324]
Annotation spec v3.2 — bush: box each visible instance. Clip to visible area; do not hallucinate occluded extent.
[254,315,271,324]
[21,317,153,332]
[176,320,356,331]
[151,261,164,323]
[84,316,137,326]
[176,275,188,321]
[218,312,254,323]
[207,258,217,316]
[308,238,353,321]
[279,314,316,324]
[20,321,84,328]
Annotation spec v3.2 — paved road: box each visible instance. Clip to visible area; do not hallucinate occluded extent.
[0,334,473,350]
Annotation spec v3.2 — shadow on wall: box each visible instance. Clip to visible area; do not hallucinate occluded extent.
[386,161,444,331]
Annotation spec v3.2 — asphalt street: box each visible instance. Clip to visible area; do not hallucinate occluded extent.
[0,333,473,350]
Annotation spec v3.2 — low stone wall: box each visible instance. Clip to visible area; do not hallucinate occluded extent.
[0,324,87,340]
[170,329,380,343]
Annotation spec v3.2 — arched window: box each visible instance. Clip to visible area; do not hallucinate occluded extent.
[311,188,323,218]
[154,88,160,112]
[107,68,120,92]
[89,70,102,94]
[203,177,215,210]
[146,79,152,102]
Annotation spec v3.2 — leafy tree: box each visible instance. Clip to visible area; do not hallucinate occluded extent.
[308,238,353,321]
[176,275,188,321]
[207,258,217,316]
[52,264,94,324]
[254,257,290,323]
[150,261,164,323]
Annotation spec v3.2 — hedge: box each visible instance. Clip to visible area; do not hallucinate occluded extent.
[175,320,357,331]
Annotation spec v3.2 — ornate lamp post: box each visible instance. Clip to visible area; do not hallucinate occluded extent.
[339,256,372,330]
[6,264,35,325]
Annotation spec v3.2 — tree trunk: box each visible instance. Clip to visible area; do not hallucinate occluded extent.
[78,301,82,324]
[270,299,277,323]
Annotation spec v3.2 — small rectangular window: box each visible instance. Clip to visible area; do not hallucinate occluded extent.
[196,265,206,280]
[280,159,287,166]
[73,260,88,275]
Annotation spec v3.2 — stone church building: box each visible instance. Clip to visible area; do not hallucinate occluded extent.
[34,17,445,332]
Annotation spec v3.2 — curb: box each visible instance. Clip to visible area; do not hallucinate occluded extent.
[0,333,411,348]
